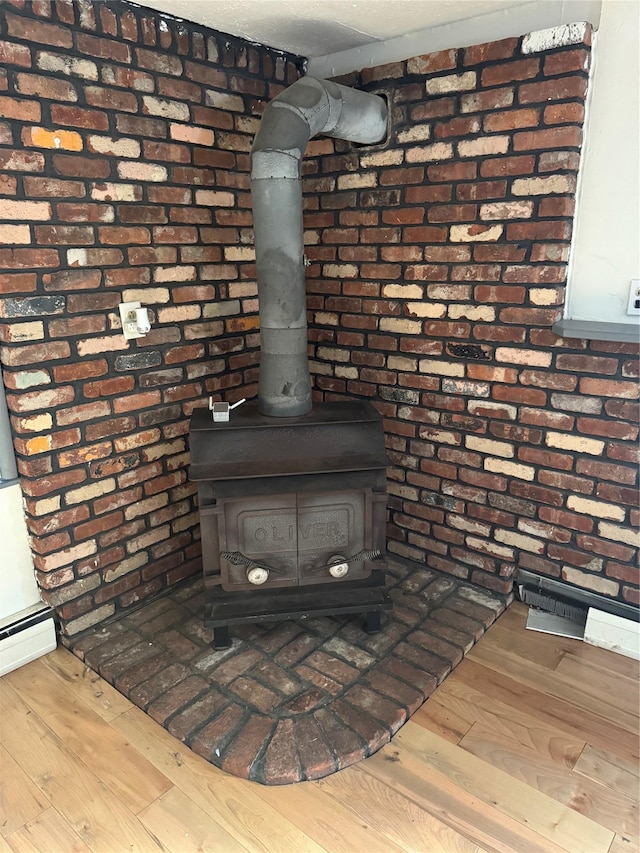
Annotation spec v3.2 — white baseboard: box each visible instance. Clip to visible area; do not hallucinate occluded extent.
[0,616,57,676]
[584,608,640,661]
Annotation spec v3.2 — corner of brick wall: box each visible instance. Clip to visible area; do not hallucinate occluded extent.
[1,4,637,630]
[302,27,639,605]
[0,0,301,634]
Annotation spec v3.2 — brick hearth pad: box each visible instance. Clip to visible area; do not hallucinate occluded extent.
[67,559,508,784]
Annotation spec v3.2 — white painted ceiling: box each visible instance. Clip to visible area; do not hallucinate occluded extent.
[134,0,546,57]
[133,0,602,77]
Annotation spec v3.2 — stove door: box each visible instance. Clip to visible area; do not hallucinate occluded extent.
[297,492,368,586]
[221,495,298,591]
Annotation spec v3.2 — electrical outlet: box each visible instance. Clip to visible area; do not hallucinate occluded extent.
[627,279,640,316]
[118,301,144,340]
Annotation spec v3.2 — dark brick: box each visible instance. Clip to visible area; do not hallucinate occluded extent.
[261,719,301,785]
[121,597,175,628]
[114,650,175,694]
[191,704,245,762]
[167,690,229,741]
[445,593,502,628]
[228,676,281,714]
[314,707,366,771]
[283,687,326,714]
[334,692,394,756]
[395,640,452,684]
[293,666,342,697]
[304,650,359,683]
[430,607,485,642]
[83,630,140,672]
[381,656,438,699]
[137,606,184,637]
[209,649,263,684]
[129,663,190,710]
[147,676,209,725]
[161,629,203,661]
[251,660,303,696]
[69,621,128,659]
[295,715,336,781]
[220,714,274,778]
[274,633,321,666]
[364,671,424,716]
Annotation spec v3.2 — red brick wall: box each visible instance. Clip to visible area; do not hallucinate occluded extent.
[0,0,300,634]
[303,31,639,606]
[1,2,637,635]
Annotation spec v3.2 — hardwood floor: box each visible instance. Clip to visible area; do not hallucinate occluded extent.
[1,601,638,853]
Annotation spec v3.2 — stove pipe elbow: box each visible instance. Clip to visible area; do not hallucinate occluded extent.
[250,77,387,417]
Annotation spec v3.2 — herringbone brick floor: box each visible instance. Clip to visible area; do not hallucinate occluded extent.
[68,557,508,784]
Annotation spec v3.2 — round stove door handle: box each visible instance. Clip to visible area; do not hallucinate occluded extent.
[221,551,286,583]
[328,556,349,578]
[305,548,382,577]
[246,565,270,585]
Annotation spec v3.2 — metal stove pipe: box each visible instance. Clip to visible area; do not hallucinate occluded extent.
[250,77,387,417]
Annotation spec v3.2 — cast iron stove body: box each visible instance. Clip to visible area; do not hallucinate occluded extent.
[189,400,391,647]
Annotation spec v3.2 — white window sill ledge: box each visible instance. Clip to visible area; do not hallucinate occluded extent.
[552,319,640,343]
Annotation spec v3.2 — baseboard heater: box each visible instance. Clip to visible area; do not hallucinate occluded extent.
[0,603,57,676]
[516,570,639,659]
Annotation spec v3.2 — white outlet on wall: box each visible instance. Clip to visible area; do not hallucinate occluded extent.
[627,279,640,316]
[119,301,144,340]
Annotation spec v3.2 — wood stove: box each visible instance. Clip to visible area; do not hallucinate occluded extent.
[187,78,391,648]
[189,401,391,648]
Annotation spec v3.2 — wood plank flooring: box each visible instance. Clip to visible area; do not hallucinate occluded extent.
[1,601,638,853]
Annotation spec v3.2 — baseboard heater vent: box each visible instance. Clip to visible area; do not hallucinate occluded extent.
[0,603,57,676]
[516,570,639,622]
[517,570,639,657]
[518,584,588,624]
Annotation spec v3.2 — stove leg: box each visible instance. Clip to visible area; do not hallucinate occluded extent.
[364,610,381,634]
[213,625,232,650]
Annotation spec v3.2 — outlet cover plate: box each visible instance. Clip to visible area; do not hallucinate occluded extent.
[119,301,143,340]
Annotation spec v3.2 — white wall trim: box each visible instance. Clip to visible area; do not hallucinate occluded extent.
[307,0,602,78]
[1,483,42,621]
[0,615,57,676]
[563,0,640,325]
[585,608,640,661]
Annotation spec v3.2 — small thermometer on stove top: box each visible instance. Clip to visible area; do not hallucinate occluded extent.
[208,397,246,422]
